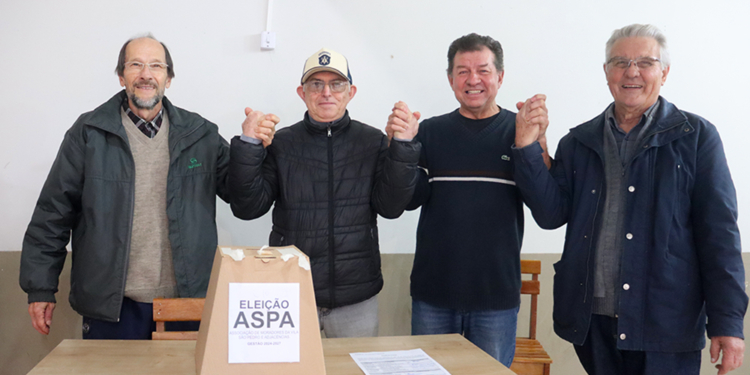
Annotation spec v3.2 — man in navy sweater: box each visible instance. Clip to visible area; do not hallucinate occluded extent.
[387,33,548,366]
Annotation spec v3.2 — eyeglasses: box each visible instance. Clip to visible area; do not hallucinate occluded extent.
[304,79,349,93]
[606,57,662,70]
[124,61,169,73]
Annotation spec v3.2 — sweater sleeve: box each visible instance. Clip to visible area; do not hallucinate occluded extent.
[405,131,430,210]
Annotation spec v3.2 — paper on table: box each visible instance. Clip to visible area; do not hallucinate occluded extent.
[350,348,451,375]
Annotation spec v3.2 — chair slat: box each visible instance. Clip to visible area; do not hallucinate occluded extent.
[520,259,542,275]
[151,298,204,341]
[153,298,204,322]
[520,280,540,295]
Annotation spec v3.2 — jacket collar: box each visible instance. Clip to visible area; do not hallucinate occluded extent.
[570,96,693,158]
[85,90,206,141]
[303,110,351,136]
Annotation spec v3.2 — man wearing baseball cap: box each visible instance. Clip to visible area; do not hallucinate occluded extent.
[228,48,421,337]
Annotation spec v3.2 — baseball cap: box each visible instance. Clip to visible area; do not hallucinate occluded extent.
[301,48,352,84]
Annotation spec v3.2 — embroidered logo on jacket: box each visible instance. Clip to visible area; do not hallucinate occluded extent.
[188,158,203,169]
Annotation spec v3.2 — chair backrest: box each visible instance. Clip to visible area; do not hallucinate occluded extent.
[152,298,205,340]
[520,259,542,340]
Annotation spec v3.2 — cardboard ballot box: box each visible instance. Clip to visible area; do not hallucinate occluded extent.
[195,246,325,375]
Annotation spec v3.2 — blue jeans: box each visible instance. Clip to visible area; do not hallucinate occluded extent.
[411,299,518,367]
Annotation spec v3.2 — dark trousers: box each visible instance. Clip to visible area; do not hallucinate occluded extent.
[82,297,200,340]
[574,314,700,375]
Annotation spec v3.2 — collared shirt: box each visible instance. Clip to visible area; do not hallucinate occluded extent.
[605,101,660,164]
[122,101,164,139]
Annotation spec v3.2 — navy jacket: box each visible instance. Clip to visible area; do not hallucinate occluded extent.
[513,97,747,351]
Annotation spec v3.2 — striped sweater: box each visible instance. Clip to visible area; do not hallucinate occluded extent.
[407,108,524,311]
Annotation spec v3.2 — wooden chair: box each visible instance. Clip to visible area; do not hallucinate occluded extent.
[152,297,205,340]
[509,260,552,375]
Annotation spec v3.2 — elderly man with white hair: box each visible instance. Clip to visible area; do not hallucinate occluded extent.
[513,24,747,375]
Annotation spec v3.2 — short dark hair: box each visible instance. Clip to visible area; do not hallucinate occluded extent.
[446,33,503,75]
[115,34,175,78]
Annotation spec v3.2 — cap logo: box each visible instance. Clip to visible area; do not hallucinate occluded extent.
[318,52,331,66]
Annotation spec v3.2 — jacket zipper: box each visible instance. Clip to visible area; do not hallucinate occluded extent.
[327,126,336,308]
[115,131,136,323]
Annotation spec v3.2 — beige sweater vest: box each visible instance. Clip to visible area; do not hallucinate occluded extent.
[121,109,177,303]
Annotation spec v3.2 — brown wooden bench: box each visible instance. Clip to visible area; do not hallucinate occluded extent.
[509,259,552,375]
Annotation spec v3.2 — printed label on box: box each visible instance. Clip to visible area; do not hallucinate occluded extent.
[228,283,300,363]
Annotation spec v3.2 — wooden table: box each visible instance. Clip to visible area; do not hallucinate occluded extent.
[28,334,515,374]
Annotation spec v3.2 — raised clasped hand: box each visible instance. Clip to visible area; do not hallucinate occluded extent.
[515,94,548,148]
[386,101,421,141]
[242,107,280,148]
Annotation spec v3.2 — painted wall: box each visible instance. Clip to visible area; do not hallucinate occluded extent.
[0,0,748,254]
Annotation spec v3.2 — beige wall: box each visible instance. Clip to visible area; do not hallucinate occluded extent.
[3,252,749,375]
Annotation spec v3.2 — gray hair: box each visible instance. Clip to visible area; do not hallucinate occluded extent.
[115,33,175,79]
[605,24,670,70]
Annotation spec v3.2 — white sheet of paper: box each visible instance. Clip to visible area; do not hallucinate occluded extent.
[350,348,451,375]
[227,283,300,363]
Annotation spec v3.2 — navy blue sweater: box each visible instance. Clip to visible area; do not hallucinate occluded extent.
[408,108,524,311]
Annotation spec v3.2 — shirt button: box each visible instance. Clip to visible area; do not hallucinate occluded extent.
[626,233,633,240]
[620,333,627,340]
[623,283,630,290]
[628,186,635,192]
[591,189,596,194]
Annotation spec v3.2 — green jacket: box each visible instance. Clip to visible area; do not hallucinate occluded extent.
[20,91,230,322]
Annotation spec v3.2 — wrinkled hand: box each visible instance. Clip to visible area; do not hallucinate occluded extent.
[711,336,745,375]
[515,94,548,148]
[29,302,55,335]
[242,107,280,148]
[386,101,421,141]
